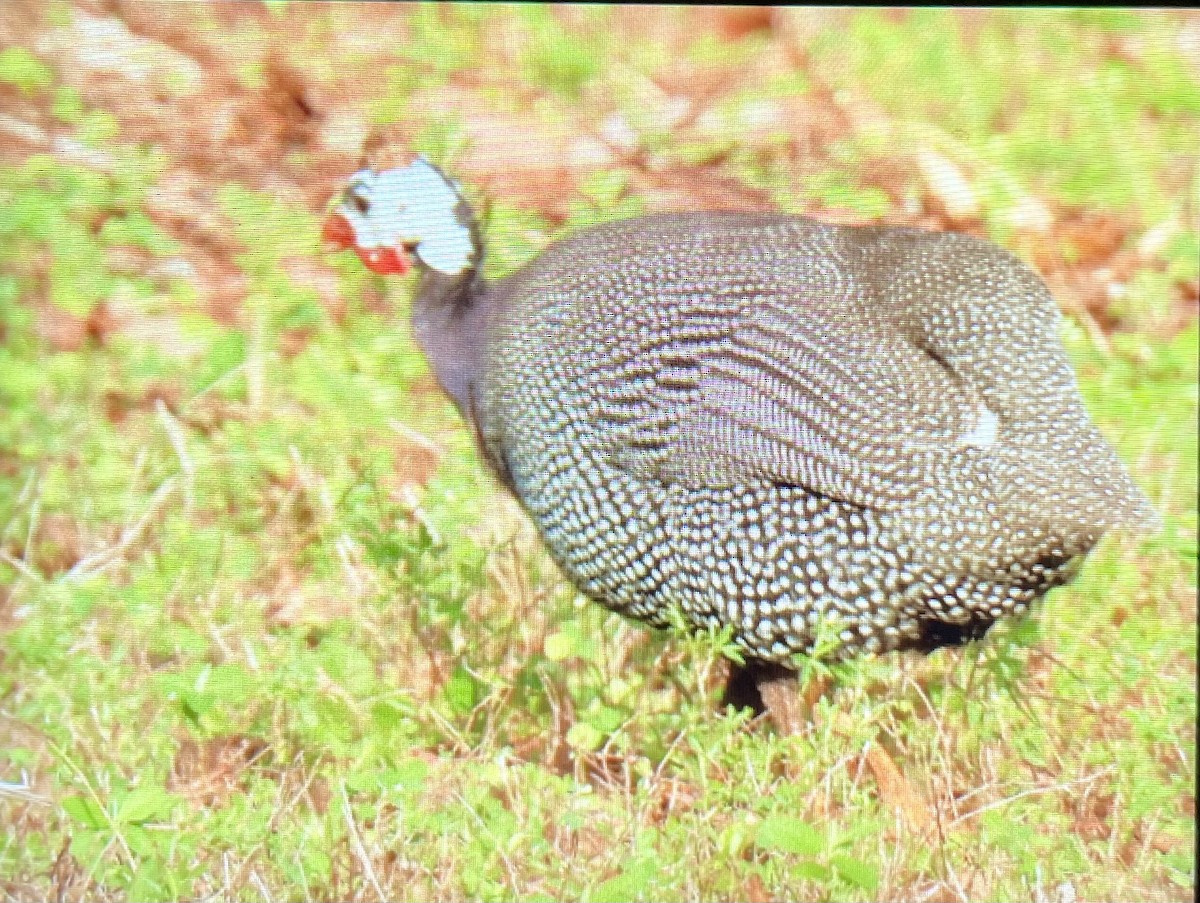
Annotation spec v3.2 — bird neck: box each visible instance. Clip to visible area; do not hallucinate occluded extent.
[411,264,492,421]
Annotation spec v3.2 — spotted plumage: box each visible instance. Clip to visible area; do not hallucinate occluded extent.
[324,159,1156,669]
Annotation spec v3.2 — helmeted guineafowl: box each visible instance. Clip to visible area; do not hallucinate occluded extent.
[322,155,1157,730]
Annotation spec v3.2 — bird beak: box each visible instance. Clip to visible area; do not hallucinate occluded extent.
[321,210,412,276]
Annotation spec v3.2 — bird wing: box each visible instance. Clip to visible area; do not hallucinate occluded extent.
[638,295,989,511]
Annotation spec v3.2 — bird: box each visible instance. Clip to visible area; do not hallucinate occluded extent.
[321,154,1157,732]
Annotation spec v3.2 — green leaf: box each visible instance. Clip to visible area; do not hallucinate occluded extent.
[831,853,880,891]
[195,662,255,705]
[62,794,106,830]
[123,823,155,857]
[443,666,479,714]
[590,858,656,903]
[51,86,85,123]
[370,698,412,734]
[584,704,625,735]
[117,785,176,824]
[381,757,429,794]
[566,721,604,752]
[0,47,53,93]
[78,110,120,148]
[795,860,832,881]
[754,815,823,857]
[543,630,577,662]
[69,830,106,870]
[127,860,168,901]
[579,169,630,208]
[3,747,34,767]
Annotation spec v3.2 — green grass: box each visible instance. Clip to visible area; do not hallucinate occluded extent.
[1,6,1196,901]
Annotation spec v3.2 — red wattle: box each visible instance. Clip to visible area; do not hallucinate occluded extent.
[357,245,411,276]
[321,212,356,249]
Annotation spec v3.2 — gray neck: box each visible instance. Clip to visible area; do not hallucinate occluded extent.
[411,267,492,422]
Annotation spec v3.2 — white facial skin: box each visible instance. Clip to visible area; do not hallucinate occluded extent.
[339,158,475,276]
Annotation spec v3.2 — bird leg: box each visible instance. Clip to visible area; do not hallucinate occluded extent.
[723,660,821,736]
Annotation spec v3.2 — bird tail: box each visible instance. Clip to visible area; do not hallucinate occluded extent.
[996,432,1160,561]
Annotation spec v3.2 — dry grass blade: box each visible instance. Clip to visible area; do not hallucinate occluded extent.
[946,768,1117,830]
[863,741,933,834]
[341,784,386,901]
[63,477,178,581]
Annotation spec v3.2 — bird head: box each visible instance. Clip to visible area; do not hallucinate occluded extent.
[322,156,476,277]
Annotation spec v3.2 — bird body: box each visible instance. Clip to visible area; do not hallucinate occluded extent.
[323,158,1155,668]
